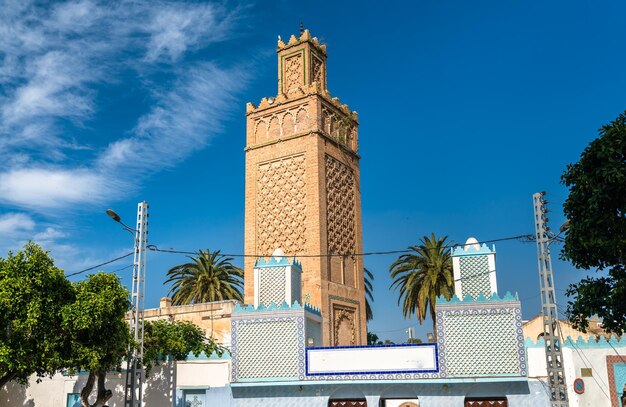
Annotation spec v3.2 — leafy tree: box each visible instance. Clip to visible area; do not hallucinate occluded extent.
[0,242,74,389]
[63,272,131,407]
[66,273,224,407]
[164,249,244,305]
[367,332,383,345]
[389,234,454,336]
[143,319,222,376]
[364,267,374,321]
[561,111,626,334]
[407,337,423,344]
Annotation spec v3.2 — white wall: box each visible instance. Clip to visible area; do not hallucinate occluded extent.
[526,341,626,407]
[1,359,231,407]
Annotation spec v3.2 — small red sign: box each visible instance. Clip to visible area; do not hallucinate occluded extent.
[573,378,585,394]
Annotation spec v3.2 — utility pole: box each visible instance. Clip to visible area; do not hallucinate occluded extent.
[533,192,568,407]
[125,201,149,407]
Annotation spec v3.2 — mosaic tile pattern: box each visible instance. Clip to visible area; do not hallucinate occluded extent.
[258,266,286,307]
[231,315,306,382]
[459,255,491,299]
[437,299,527,378]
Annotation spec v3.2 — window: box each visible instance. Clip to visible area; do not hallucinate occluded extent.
[66,394,81,407]
[184,389,206,407]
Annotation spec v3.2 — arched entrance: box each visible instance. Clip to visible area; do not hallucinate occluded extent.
[328,386,367,407]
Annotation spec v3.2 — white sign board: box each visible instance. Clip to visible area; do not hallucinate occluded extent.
[306,344,438,375]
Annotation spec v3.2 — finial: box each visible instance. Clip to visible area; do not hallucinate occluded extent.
[300,21,304,35]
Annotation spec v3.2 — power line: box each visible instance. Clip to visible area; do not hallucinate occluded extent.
[65,252,134,277]
[63,233,535,280]
[147,234,535,259]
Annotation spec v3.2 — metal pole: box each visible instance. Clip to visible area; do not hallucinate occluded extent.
[125,201,148,407]
[533,192,568,407]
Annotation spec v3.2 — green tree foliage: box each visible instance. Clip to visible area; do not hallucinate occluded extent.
[165,249,244,305]
[0,242,74,389]
[66,274,225,407]
[389,234,454,335]
[561,111,626,334]
[367,332,383,345]
[143,319,222,376]
[63,272,131,407]
[364,267,374,321]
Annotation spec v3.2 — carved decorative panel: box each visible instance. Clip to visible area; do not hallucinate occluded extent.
[321,105,354,148]
[256,155,307,257]
[311,55,323,86]
[325,155,355,256]
[333,306,356,346]
[284,54,303,92]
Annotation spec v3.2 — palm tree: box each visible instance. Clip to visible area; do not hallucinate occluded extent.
[164,249,244,305]
[364,267,374,321]
[389,234,454,336]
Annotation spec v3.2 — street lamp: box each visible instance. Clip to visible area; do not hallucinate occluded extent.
[106,202,149,407]
[106,209,136,236]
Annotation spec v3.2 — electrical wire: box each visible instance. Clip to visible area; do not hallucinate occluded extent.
[146,234,535,259]
[65,251,134,277]
[62,233,534,283]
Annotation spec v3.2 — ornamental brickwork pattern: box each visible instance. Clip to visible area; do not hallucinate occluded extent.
[325,155,356,256]
[256,155,307,257]
[284,54,303,92]
[311,55,323,86]
[321,105,357,150]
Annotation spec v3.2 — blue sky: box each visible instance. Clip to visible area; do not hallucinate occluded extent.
[0,0,624,343]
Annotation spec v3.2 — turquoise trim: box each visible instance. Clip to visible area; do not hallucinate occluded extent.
[437,291,518,304]
[525,335,626,349]
[255,256,302,269]
[185,350,231,361]
[304,302,322,316]
[236,376,299,383]
[231,376,528,387]
[452,244,495,257]
[234,300,319,314]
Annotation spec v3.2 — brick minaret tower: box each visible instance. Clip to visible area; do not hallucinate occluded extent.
[244,30,366,346]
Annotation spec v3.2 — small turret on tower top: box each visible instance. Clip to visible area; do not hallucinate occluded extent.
[451,237,498,299]
[277,29,327,96]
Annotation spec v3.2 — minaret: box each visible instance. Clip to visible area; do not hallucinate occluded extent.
[244,30,366,346]
[451,237,498,299]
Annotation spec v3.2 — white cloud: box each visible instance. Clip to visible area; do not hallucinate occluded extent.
[98,62,246,173]
[144,3,236,62]
[0,0,247,212]
[0,167,121,210]
[0,213,36,235]
[33,227,67,241]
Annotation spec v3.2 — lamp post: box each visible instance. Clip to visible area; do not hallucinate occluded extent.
[107,202,149,407]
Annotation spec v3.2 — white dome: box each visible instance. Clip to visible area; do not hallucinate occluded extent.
[464,237,480,251]
[271,247,286,259]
